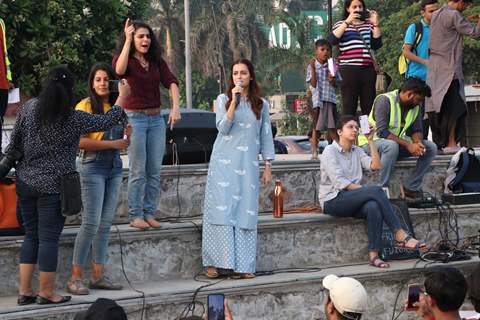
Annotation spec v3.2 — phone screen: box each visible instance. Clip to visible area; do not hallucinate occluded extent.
[407,284,421,309]
[108,80,120,93]
[208,294,225,320]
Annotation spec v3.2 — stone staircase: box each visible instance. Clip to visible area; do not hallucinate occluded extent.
[0,156,479,320]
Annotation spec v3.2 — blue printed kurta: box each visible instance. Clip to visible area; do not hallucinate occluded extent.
[202,94,275,273]
[203,94,275,230]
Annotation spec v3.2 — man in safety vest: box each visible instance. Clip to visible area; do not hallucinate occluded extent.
[359,78,437,200]
[0,17,13,153]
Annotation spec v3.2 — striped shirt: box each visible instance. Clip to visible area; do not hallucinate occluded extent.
[328,20,382,67]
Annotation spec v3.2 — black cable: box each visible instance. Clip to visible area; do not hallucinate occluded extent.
[391,282,406,320]
[191,136,209,166]
[114,225,146,320]
[178,272,226,319]
[311,171,318,205]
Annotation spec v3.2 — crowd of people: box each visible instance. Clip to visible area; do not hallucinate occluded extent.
[0,0,479,317]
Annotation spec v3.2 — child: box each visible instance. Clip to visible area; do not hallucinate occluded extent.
[306,39,338,159]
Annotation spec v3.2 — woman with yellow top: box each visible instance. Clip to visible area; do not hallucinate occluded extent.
[67,63,129,295]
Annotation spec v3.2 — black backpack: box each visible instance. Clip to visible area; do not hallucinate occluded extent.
[448,148,480,193]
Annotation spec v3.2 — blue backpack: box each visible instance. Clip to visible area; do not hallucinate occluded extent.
[448,148,480,193]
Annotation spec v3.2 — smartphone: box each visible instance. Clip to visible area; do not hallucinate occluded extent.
[359,10,370,21]
[407,284,421,310]
[208,293,225,320]
[359,115,370,135]
[108,80,120,93]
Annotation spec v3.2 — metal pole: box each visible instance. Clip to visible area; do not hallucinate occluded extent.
[328,0,333,32]
[185,0,192,109]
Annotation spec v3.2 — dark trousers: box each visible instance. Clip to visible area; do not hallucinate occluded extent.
[428,79,467,148]
[339,65,377,116]
[0,89,8,152]
[16,179,66,272]
[324,186,402,251]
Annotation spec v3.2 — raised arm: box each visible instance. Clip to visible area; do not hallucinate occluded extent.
[115,19,135,76]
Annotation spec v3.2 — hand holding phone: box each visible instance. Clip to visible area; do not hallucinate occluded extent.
[208,294,225,320]
[108,80,120,93]
[359,115,370,135]
[406,284,421,311]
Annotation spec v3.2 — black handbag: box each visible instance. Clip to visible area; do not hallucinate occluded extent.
[380,199,419,261]
[59,171,82,217]
[41,130,82,217]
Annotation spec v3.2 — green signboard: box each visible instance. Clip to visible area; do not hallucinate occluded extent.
[265,10,328,49]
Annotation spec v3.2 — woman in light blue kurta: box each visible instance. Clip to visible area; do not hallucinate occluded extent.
[202,59,275,279]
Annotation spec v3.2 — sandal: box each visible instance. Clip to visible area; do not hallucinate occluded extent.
[395,235,427,250]
[369,256,390,269]
[231,272,256,279]
[205,267,219,279]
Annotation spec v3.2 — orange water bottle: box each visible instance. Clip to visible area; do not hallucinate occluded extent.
[273,179,283,218]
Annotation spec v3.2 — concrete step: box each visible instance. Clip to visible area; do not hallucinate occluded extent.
[64,155,452,224]
[0,258,478,320]
[1,204,479,297]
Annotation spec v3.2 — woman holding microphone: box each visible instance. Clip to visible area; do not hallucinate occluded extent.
[202,59,275,279]
[113,19,181,229]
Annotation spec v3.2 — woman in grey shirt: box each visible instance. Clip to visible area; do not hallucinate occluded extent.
[319,115,426,268]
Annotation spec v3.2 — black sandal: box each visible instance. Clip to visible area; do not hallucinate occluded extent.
[17,294,37,305]
[395,235,427,250]
[36,295,71,305]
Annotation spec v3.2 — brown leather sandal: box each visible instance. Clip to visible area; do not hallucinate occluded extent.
[205,267,219,279]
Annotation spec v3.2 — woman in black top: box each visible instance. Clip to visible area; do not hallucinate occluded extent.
[7,65,130,305]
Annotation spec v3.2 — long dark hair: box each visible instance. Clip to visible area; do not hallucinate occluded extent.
[342,0,367,19]
[225,59,262,120]
[87,63,118,114]
[36,65,75,125]
[115,20,163,63]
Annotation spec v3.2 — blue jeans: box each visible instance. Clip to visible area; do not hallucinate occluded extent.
[72,150,123,267]
[324,186,402,251]
[125,111,166,220]
[362,139,437,190]
[16,179,66,272]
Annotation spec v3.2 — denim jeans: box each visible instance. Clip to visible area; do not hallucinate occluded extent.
[16,179,66,272]
[362,139,437,190]
[72,144,123,267]
[323,186,402,251]
[125,111,166,220]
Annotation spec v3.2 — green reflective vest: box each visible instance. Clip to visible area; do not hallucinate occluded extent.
[0,19,11,81]
[358,90,420,146]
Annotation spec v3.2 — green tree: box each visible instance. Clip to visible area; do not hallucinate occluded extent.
[0,0,149,97]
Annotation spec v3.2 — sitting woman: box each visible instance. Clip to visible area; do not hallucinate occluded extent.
[319,115,427,268]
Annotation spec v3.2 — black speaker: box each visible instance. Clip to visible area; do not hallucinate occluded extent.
[161,109,218,165]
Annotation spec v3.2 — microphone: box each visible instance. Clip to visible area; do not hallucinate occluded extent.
[234,80,243,107]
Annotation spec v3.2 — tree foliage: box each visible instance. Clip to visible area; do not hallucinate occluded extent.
[0,0,149,97]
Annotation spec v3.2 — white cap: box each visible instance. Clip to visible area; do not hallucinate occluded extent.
[322,274,368,318]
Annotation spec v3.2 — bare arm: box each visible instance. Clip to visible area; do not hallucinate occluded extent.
[403,44,427,65]
[115,19,135,76]
[167,83,181,130]
[332,12,359,38]
[370,10,381,38]
[79,137,128,151]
